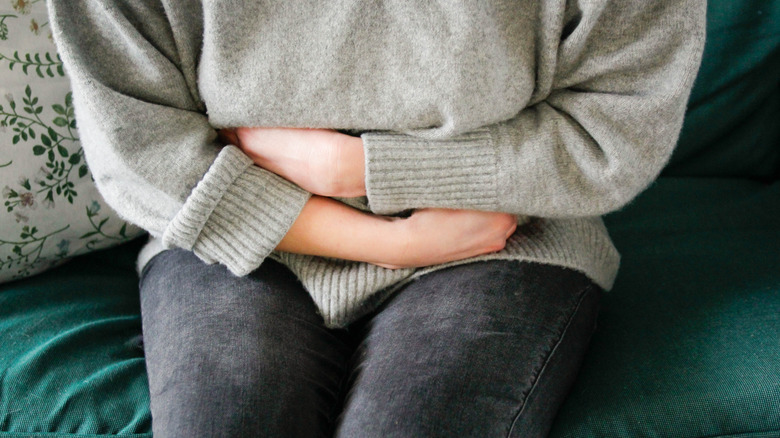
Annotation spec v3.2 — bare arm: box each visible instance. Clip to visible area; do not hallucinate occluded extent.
[275,196,397,265]
[276,195,517,269]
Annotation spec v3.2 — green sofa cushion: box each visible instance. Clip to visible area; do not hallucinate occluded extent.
[0,239,150,437]
[664,0,780,180]
[550,177,780,438]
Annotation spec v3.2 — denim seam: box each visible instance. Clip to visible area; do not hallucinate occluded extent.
[506,283,597,438]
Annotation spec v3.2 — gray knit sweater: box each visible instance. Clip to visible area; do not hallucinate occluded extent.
[48,0,705,327]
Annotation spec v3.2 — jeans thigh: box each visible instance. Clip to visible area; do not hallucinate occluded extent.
[335,260,602,438]
[139,249,352,438]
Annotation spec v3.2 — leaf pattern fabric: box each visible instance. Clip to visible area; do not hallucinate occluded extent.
[0,0,142,282]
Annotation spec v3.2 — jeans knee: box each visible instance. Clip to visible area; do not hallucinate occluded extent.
[147,332,345,438]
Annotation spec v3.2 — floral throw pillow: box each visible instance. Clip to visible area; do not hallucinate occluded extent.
[0,0,143,283]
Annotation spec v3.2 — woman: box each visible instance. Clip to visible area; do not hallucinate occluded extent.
[48,1,705,436]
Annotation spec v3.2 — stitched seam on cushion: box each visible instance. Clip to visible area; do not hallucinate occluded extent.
[506,283,597,438]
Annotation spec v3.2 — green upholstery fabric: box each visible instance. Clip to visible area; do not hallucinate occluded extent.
[549,178,780,438]
[664,0,780,180]
[0,239,150,437]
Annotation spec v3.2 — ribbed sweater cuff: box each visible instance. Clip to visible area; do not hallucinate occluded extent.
[361,129,500,215]
[162,145,311,276]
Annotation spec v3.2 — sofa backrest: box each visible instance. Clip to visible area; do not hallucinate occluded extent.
[663,0,780,180]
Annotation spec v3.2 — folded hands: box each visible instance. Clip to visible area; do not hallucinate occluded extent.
[218,126,516,268]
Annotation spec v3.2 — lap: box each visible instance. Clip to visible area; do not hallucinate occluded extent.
[139,252,601,438]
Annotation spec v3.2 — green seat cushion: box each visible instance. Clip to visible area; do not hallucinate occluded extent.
[0,239,151,437]
[550,177,780,438]
[664,0,780,180]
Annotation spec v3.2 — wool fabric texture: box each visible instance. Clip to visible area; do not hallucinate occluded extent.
[47,0,705,327]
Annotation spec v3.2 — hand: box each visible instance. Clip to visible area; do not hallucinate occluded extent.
[377,209,517,269]
[220,127,366,197]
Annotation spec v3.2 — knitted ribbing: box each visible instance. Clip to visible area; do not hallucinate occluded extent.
[363,129,502,215]
[164,146,311,276]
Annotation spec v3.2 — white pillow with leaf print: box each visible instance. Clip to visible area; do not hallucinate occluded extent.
[0,1,143,283]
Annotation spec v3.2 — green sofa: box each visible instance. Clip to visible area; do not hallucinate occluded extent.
[1,1,778,436]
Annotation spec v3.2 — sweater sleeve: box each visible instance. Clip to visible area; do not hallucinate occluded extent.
[48,0,310,275]
[361,0,706,217]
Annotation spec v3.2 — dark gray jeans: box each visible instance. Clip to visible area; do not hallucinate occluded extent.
[139,249,602,438]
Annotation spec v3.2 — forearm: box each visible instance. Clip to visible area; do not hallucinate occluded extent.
[276,195,517,269]
[276,196,401,266]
